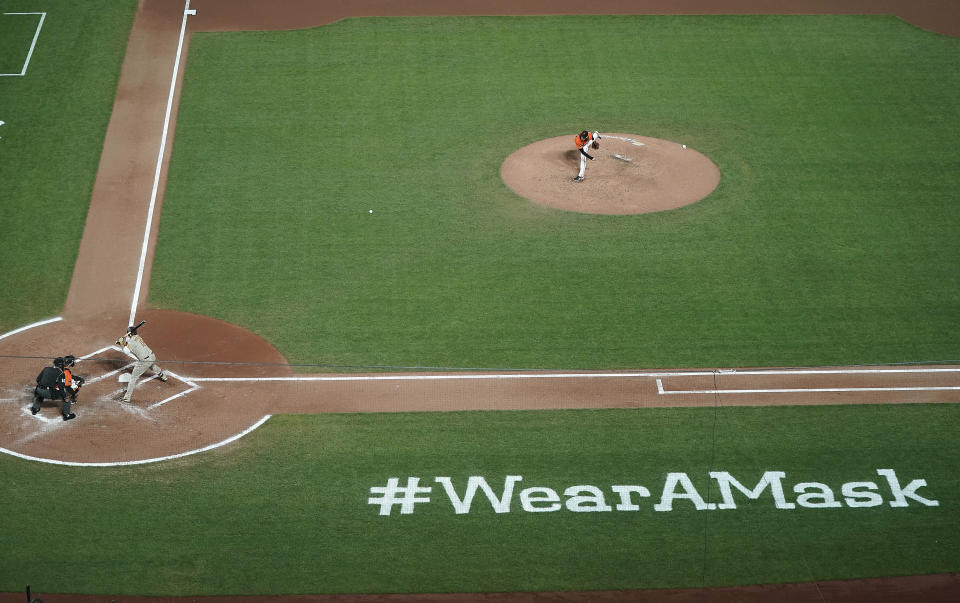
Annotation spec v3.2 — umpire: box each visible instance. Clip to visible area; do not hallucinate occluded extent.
[30,356,79,421]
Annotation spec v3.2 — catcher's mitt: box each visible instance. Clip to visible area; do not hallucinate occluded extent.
[591,140,600,150]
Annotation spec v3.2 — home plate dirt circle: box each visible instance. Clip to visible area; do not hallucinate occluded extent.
[0,309,291,465]
[501,134,721,214]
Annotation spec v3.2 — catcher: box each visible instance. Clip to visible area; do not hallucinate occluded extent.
[116,320,167,403]
[31,355,82,421]
[573,129,601,182]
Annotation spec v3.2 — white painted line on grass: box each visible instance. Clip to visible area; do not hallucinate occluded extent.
[694,367,960,376]
[128,0,194,326]
[0,316,62,341]
[0,414,271,467]
[0,12,46,76]
[656,378,960,396]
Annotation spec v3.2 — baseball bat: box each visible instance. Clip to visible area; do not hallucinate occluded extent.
[129,319,147,334]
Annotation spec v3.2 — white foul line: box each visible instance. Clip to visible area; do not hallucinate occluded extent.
[191,372,708,383]
[187,366,960,383]
[0,415,271,467]
[0,12,46,76]
[0,316,62,341]
[128,0,194,327]
[656,378,960,396]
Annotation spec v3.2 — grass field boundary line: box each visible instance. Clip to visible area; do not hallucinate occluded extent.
[0,316,62,341]
[0,11,46,77]
[0,414,271,467]
[128,0,193,327]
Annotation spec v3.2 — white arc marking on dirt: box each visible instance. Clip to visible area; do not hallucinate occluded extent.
[0,415,272,467]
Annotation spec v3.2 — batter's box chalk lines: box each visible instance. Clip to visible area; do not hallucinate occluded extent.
[148,378,200,410]
[105,345,201,409]
[13,407,70,447]
[0,415,273,467]
[117,400,158,422]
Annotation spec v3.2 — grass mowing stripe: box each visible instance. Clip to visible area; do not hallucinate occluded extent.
[0,404,957,594]
[154,15,960,369]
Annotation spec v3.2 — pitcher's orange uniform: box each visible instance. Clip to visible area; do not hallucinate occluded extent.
[573,130,601,181]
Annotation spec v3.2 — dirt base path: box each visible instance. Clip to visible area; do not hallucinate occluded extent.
[2,0,959,600]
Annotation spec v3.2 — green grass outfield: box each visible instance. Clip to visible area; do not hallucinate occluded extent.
[0,1,137,331]
[152,15,960,370]
[1,404,958,595]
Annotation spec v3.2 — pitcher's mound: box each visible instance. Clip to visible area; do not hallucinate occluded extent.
[501,134,721,215]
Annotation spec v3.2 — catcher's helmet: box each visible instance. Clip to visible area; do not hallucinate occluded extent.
[63,355,77,367]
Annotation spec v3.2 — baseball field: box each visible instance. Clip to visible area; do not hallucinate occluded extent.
[1,0,959,600]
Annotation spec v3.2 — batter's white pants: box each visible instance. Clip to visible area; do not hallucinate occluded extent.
[124,355,164,402]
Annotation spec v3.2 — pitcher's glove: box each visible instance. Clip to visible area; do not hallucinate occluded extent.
[592,140,600,150]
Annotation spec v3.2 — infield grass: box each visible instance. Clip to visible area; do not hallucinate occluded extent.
[151,15,960,369]
[0,1,137,332]
[1,404,957,595]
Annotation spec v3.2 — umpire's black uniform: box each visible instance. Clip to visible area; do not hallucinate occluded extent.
[31,357,76,421]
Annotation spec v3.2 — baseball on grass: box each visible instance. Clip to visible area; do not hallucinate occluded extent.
[681,144,686,149]
[369,209,373,214]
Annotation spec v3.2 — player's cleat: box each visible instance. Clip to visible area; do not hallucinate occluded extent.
[158,372,168,382]
[31,407,39,415]
[573,176,584,182]
[63,413,77,421]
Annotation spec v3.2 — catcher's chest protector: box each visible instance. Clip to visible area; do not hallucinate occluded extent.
[37,366,61,387]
